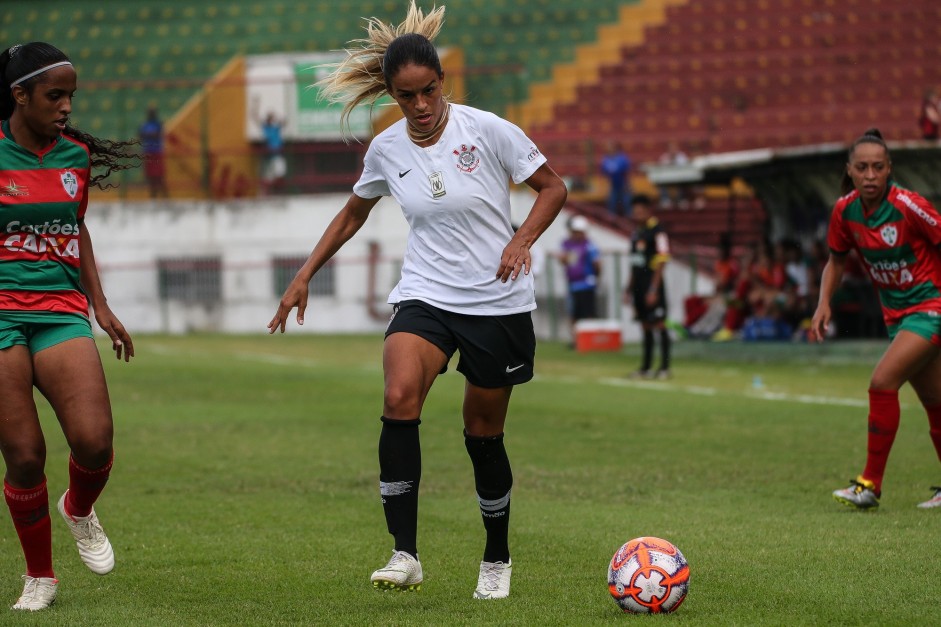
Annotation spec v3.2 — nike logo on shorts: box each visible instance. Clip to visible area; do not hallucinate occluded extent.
[505,364,525,373]
[399,169,412,178]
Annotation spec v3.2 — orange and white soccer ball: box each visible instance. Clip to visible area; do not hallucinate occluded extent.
[607,536,689,614]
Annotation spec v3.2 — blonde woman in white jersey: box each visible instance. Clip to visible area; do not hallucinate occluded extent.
[268,1,566,600]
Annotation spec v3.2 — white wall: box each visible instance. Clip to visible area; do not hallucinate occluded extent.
[87,193,710,341]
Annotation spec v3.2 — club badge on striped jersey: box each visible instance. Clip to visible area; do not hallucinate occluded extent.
[60,170,78,199]
[880,224,897,246]
[429,171,446,198]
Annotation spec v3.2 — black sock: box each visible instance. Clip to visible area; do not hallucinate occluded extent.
[464,430,512,563]
[642,330,654,371]
[378,416,421,558]
[659,328,671,371]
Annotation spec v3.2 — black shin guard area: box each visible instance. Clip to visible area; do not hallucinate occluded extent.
[379,417,421,556]
[465,431,512,563]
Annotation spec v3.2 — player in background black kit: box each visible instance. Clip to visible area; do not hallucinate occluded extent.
[627,195,672,379]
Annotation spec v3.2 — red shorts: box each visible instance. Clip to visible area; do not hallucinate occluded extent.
[144,154,166,179]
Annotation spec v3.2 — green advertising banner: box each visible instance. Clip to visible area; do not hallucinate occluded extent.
[295,61,379,140]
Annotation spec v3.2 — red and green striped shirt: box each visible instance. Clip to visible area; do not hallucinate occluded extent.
[0,120,90,316]
[828,184,941,325]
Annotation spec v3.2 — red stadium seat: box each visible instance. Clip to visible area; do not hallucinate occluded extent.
[531,0,941,232]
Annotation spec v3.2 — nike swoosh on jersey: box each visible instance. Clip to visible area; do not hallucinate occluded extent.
[399,169,412,178]
[505,364,525,373]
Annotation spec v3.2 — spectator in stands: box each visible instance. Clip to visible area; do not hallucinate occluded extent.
[0,40,137,611]
[812,128,941,511]
[740,299,792,341]
[707,238,816,342]
[686,232,738,339]
[784,239,817,331]
[746,238,786,317]
[659,141,689,167]
[252,97,286,195]
[919,87,940,140]
[627,195,672,378]
[138,106,167,198]
[712,242,758,341]
[554,215,601,342]
[657,141,691,210]
[737,239,794,342]
[714,232,740,296]
[599,141,631,217]
[268,1,566,600]
[781,238,813,336]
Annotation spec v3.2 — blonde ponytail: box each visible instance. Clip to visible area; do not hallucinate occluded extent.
[316,1,446,134]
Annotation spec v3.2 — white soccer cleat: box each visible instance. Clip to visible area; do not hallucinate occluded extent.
[917,486,941,509]
[57,492,114,575]
[832,476,879,510]
[473,559,512,599]
[11,575,57,611]
[370,550,422,591]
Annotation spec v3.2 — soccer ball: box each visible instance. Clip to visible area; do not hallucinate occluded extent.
[607,536,689,614]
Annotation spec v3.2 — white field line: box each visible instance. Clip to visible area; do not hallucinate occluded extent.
[598,377,720,397]
[583,376,871,408]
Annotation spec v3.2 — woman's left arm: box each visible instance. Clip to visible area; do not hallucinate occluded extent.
[80,224,134,361]
[496,163,568,283]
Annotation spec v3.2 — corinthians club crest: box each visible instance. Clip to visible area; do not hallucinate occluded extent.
[453,144,480,173]
[880,224,897,246]
[60,170,78,199]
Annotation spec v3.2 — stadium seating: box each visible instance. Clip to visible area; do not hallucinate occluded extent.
[528,0,941,168]
[0,0,635,145]
[517,0,939,253]
[3,0,935,245]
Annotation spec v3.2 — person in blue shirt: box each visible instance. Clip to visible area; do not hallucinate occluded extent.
[600,141,632,217]
[138,107,167,198]
[252,98,286,195]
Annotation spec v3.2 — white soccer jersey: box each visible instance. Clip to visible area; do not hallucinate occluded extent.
[353,104,547,315]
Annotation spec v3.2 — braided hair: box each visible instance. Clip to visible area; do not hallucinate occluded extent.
[0,42,139,189]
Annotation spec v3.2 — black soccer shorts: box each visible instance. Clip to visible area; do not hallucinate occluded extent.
[632,289,667,324]
[385,299,535,388]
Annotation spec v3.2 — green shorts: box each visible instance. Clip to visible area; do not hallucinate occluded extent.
[886,312,941,346]
[0,312,93,354]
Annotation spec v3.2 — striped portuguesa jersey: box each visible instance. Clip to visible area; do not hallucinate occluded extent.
[827,183,941,326]
[0,120,90,317]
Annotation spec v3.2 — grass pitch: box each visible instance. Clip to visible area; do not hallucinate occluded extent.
[4,334,940,625]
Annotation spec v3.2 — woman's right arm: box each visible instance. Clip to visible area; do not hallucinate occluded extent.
[268,193,381,333]
[809,252,846,343]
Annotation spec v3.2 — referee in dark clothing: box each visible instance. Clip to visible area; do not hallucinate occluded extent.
[627,195,672,379]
